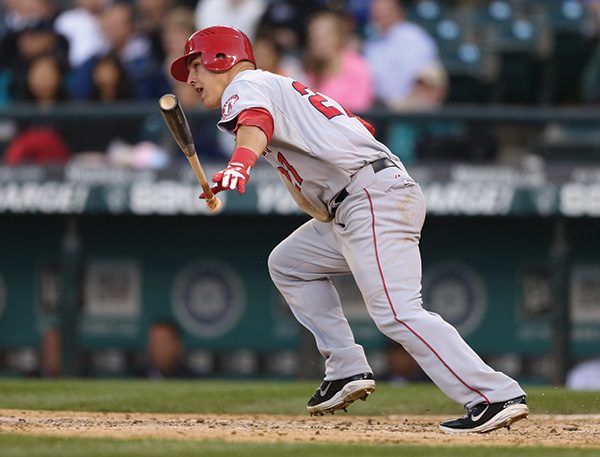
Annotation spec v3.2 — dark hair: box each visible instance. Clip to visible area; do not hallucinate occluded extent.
[254,30,285,58]
[90,52,135,101]
[149,320,182,338]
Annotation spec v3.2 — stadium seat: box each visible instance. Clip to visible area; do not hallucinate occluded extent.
[479,18,547,104]
[407,0,447,26]
[484,19,544,54]
[473,0,515,25]
[440,42,496,103]
[535,123,600,162]
[528,0,588,34]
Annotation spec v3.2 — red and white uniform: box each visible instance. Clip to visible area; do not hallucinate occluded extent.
[218,70,413,215]
[218,69,525,409]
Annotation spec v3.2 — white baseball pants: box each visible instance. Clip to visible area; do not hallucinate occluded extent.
[268,167,525,408]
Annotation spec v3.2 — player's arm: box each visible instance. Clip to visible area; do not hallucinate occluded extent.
[208,108,273,195]
[235,124,268,156]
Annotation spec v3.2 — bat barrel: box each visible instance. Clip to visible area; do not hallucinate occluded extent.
[159,94,196,157]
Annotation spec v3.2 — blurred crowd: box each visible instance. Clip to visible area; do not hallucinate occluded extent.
[1,0,600,167]
[0,0,449,166]
[0,0,447,109]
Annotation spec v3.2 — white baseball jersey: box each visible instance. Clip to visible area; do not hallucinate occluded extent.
[217,69,413,214]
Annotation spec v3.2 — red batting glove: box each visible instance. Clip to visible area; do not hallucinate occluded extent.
[199,147,258,198]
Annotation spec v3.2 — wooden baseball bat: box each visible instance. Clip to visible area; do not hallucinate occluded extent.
[158,93,222,213]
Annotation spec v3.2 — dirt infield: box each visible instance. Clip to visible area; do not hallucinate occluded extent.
[0,409,598,448]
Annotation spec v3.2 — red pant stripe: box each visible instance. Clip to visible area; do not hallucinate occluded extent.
[364,188,490,404]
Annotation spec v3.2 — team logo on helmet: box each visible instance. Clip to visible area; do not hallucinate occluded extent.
[221,94,239,119]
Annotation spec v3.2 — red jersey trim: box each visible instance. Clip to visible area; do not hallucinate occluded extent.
[234,108,274,143]
[356,115,376,136]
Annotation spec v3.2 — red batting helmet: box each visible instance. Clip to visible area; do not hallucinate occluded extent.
[170,26,256,82]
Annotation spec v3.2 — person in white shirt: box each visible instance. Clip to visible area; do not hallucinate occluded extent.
[194,0,266,41]
[54,0,109,68]
[363,0,442,108]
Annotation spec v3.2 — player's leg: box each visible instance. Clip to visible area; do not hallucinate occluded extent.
[268,218,375,414]
[334,174,527,430]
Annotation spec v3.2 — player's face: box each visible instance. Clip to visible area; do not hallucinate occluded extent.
[186,56,229,109]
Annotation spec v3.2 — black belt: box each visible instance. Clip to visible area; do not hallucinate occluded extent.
[331,158,399,215]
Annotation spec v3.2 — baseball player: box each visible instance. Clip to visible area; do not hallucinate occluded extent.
[170,25,529,433]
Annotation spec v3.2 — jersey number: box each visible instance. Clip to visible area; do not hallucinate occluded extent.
[292,81,345,120]
[277,152,303,191]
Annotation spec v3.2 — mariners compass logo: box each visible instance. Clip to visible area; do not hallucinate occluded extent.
[171,261,245,338]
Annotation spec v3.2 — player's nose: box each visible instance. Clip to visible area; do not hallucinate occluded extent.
[186,71,196,86]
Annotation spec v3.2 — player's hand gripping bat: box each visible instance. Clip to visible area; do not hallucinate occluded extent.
[159,93,222,213]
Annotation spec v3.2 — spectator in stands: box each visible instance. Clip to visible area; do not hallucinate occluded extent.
[1,19,69,102]
[194,0,266,41]
[257,0,322,53]
[304,10,373,112]
[254,31,304,79]
[54,0,109,69]
[90,52,134,101]
[1,0,58,32]
[363,0,442,109]
[391,61,448,111]
[1,0,28,36]
[136,0,174,62]
[161,6,196,88]
[3,53,70,166]
[326,0,371,34]
[141,320,196,379]
[22,53,68,105]
[68,2,169,100]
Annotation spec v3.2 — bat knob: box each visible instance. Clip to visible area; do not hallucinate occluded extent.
[206,197,223,213]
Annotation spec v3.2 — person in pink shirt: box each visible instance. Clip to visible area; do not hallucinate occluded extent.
[304,10,374,112]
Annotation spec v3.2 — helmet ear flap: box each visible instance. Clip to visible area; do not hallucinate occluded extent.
[202,52,235,72]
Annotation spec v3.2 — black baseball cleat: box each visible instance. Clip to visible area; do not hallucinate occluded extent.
[307,372,375,416]
[439,396,529,434]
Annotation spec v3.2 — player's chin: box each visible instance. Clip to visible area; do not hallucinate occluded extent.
[201,95,220,110]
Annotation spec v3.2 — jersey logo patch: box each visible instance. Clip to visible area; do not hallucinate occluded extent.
[221,94,239,119]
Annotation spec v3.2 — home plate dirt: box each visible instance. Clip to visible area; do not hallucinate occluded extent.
[0,409,599,448]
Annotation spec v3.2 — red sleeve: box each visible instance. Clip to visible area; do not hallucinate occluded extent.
[234,108,274,143]
[356,115,376,136]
